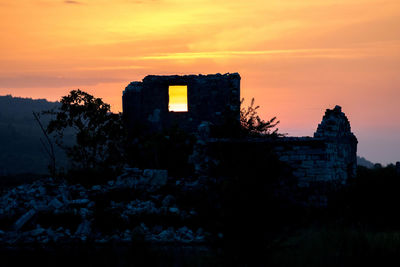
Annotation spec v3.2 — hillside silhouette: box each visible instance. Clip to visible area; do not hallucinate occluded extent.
[357,156,375,168]
[0,95,70,175]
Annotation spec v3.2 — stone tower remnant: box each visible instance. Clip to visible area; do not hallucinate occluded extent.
[273,105,358,187]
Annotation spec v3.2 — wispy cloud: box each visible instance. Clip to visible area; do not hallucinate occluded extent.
[74,65,148,71]
[127,0,162,4]
[111,47,380,61]
[0,75,121,88]
[64,0,82,4]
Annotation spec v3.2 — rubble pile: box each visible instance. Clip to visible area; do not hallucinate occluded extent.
[0,168,212,245]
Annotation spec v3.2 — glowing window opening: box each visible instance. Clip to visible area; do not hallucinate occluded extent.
[168,85,188,112]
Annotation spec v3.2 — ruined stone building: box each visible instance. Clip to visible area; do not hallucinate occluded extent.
[123,73,240,133]
[123,73,358,187]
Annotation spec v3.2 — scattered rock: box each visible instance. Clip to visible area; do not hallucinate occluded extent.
[48,198,63,209]
[162,195,176,206]
[70,199,90,205]
[158,228,175,241]
[30,226,45,237]
[91,185,101,191]
[14,209,36,231]
[169,207,180,214]
[0,167,207,245]
[75,220,91,241]
[143,169,168,191]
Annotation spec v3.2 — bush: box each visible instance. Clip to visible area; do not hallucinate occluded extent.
[330,164,400,228]
[240,98,281,137]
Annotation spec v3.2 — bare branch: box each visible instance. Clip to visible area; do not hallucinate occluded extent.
[33,111,56,177]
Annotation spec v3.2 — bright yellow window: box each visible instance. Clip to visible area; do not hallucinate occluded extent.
[168,85,188,112]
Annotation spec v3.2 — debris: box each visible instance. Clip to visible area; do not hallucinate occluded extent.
[0,168,207,245]
[143,169,168,191]
[74,220,91,241]
[91,185,101,191]
[30,226,45,237]
[169,207,180,214]
[162,195,176,206]
[48,198,63,209]
[70,199,90,205]
[14,209,36,231]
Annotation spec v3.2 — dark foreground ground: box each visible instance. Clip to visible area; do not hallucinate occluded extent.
[1,226,400,267]
[1,164,400,266]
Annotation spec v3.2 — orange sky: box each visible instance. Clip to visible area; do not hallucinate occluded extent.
[0,0,399,164]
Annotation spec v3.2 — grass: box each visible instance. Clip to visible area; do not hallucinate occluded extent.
[265,225,400,267]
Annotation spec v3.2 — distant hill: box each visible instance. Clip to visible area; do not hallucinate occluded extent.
[357,156,375,169]
[0,95,70,175]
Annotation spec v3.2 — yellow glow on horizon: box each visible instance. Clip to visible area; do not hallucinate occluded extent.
[169,85,188,112]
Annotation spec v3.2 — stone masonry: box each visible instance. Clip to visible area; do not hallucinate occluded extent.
[274,105,358,187]
[122,73,241,133]
[202,106,358,187]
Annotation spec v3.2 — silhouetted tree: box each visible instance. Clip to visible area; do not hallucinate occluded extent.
[45,90,126,171]
[240,98,281,137]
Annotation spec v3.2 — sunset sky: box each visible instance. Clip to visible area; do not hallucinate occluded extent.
[0,0,399,164]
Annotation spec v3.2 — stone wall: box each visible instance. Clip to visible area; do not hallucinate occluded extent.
[195,105,358,187]
[123,73,241,133]
[264,106,357,186]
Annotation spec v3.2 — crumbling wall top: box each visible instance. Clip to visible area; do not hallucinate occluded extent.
[124,81,143,93]
[314,105,355,138]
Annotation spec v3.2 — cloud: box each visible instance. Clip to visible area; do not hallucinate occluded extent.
[0,75,122,88]
[64,0,82,4]
[126,0,162,4]
[110,47,379,61]
[74,65,147,71]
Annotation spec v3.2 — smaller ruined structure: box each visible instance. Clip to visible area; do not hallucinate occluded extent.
[273,105,358,187]
[202,105,358,188]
